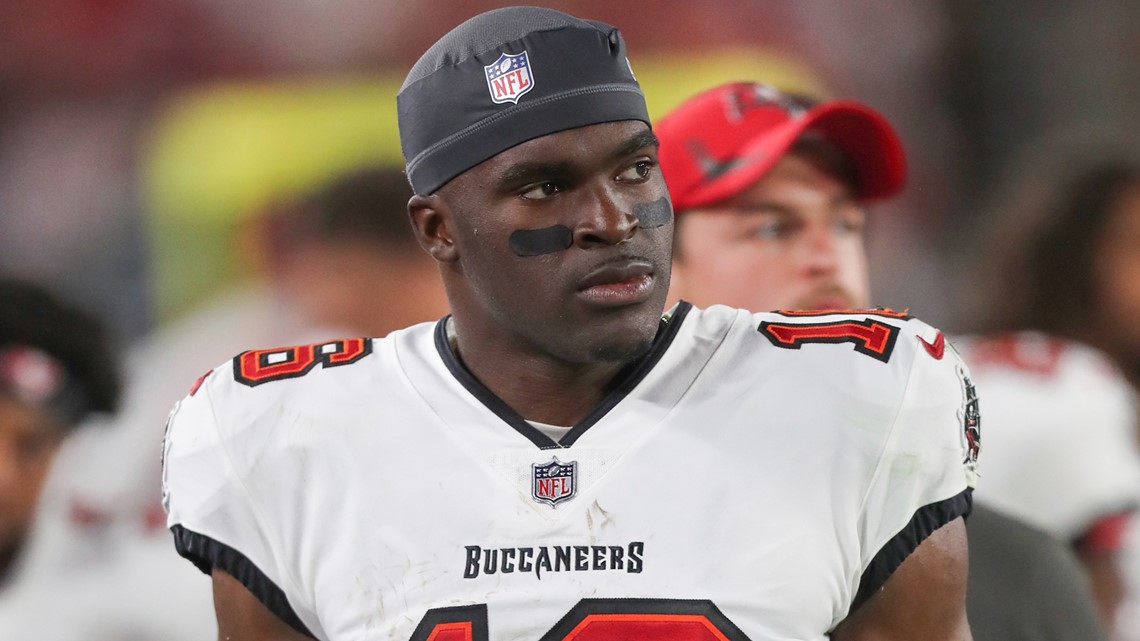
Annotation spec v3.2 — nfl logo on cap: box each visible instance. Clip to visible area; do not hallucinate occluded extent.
[484,51,535,105]
[532,457,576,507]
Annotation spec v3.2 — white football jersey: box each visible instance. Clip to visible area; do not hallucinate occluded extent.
[162,303,975,641]
[956,332,1140,540]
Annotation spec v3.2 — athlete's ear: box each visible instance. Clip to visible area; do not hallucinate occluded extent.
[408,193,459,263]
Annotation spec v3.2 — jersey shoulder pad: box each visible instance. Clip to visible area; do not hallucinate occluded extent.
[164,336,386,466]
[748,307,977,487]
[199,336,387,412]
[739,308,975,596]
[743,308,971,461]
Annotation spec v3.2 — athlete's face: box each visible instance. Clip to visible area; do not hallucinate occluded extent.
[0,394,64,564]
[669,149,870,313]
[430,120,672,364]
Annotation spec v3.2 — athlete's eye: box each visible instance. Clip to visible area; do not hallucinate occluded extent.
[520,182,562,200]
[745,219,795,241]
[617,160,655,183]
[833,207,868,235]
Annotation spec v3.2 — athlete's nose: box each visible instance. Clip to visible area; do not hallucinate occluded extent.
[800,222,839,276]
[574,184,639,248]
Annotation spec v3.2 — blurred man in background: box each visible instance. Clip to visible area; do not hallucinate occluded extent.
[661,82,902,314]
[41,165,449,558]
[966,149,1140,636]
[0,278,128,625]
[0,278,120,592]
[263,165,451,338]
[970,154,1140,390]
[656,81,1112,641]
[0,165,447,639]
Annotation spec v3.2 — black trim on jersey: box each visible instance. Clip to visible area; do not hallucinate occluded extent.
[434,302,693,450]
[851,489,973,611]
[410,604,490,641]
[171,525,316,639]
[538,598,752,641]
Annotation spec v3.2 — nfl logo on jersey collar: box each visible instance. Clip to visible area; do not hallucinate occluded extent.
[485,51,534,104]
[532,457,576,507]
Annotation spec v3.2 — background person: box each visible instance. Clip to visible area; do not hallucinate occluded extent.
[0,166,448,640]
[0,278,120,595]
[963,145,1140,635]
[655,80,1112,641]
[658,81,902,314]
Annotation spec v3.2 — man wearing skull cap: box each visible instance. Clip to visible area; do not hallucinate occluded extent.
[162,7,976,640]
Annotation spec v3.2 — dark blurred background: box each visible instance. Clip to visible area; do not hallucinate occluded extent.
[5,2,1140,639]
[4,0,1139,343]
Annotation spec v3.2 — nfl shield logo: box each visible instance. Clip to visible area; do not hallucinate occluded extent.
[532,457,576,507]
[484,51,535,105]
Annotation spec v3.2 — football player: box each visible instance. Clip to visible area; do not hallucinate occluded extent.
[162,8,975,640]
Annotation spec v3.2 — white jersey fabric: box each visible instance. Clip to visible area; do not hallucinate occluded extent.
[956,332,1140,540]
[162,303,975,641]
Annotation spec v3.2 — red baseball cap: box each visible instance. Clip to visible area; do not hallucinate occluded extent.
[656,82,907,210]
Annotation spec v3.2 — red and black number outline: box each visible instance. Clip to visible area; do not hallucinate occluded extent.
[539,599,750,641]
[232,338,372,387]
[409,604,489,641]
[411,599,750,641]
[758,319,900,363]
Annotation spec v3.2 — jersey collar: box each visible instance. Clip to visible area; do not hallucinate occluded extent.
[433,301,693,449]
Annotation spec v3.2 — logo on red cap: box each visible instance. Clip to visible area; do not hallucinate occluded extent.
[656,81,907,210]
[723,83,808,121]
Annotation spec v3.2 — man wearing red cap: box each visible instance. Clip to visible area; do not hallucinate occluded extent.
[658,82,905,313]
[657,81,1112,641]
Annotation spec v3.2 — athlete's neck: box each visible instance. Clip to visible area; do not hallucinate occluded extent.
[447,319,627,427]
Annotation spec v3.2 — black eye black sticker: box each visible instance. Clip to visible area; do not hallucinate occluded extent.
[508,198,670,257]
[633,197,673,228]
[509,225,574,257]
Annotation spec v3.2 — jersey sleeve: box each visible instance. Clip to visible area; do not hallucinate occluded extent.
[160,373,318,638]
[853,325,976,609]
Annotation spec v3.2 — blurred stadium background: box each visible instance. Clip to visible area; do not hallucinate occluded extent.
[4,0,1140,342]
[4,2,1140,637]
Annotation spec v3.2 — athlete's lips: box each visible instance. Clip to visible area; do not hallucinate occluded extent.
[796,288,855,312]
[577,260,653,290]
[803,298,851,312]
[575,260,655,306]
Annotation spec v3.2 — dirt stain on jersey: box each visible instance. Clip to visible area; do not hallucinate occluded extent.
[585,500,616,543]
